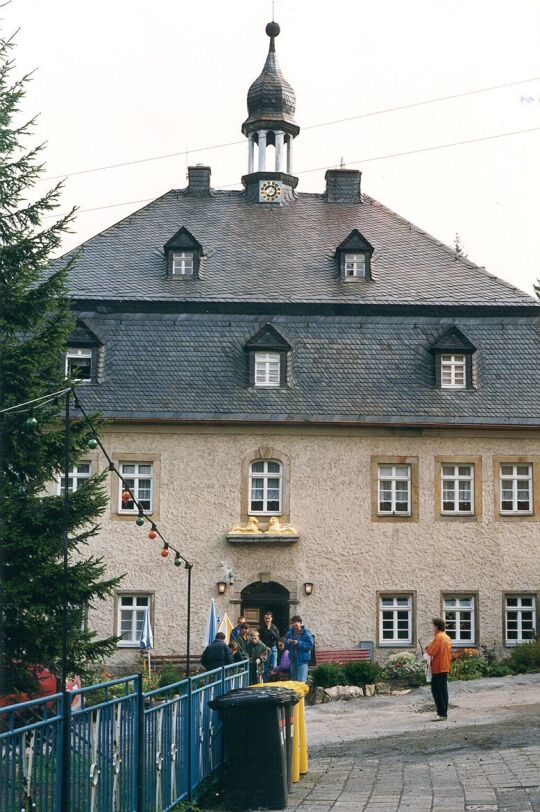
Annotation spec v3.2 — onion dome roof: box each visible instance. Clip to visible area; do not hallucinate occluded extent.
[242,22,299,136]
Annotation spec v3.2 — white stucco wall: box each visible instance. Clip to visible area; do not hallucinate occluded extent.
[83,424,540,670]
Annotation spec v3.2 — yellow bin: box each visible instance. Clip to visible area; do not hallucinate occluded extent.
[251,681,309,783]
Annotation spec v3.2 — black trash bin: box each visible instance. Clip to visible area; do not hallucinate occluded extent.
[209,686,299,811]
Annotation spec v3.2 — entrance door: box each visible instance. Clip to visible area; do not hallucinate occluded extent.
[241,581,290,636]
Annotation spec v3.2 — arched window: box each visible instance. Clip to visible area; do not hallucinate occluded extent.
[249,459,282,514]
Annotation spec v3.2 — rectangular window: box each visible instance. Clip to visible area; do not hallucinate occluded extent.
[65,349,93,382]
[254,352,281,388]
[119,463,153,513]
[59,461,91,495]
[443,596,475,645]
[441,464,474,514]
[249,459,282,513]
[171,251,194,276]
[500,464,533,514]
[440,354,466,389]
[378,465,411,515]
[505,595,536,645]
[379,596,412,645]
[118,595,150,647]
[344,253,366,278]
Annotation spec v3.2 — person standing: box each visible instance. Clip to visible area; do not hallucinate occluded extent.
[259,611,280,680]
[244,629,268,684]
[425,617,452,721]
[201,632,234,670]
[284,615,314,683]
[231,615,246,640]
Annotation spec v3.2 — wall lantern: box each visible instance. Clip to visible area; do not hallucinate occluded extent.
[303,582,314,596]
[216,581,227,595]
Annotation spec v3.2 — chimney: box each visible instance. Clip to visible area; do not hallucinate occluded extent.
[325,168,361,203]
[186,165,211,195]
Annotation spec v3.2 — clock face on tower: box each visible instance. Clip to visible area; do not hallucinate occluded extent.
[259,180,282,203]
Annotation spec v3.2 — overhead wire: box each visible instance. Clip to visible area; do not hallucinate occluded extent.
[39,76,540,183]
[42,124,540,220]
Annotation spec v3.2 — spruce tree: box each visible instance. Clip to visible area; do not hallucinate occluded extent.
[0,34,121,694]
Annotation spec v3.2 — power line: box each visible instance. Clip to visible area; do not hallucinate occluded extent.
[43,125,540,220]
[39,76,540,183]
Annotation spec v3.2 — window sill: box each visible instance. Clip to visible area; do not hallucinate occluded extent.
[378,642,413,648]
[227,533,299,546]
[117,642,141,648]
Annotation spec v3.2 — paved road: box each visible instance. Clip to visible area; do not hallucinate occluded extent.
[289,716,540,812]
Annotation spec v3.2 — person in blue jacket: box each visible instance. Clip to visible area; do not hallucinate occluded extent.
[284,615,314,683]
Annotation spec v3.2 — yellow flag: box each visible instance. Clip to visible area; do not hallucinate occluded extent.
[217,612,234,644]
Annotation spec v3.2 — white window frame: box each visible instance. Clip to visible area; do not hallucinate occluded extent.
[499,463,533,515]
[440,354,466,389]
[65,349,93,382]
[171,251,194,276]
[249,459,282,515]
[254,352,281,388]
[379,595,412,646]
[441,464,474,515]
[117,594,151,647]
[58,461,92,495]
[443,596,475,646]
[344,253,366,278]
[377,464,411,516]
[505,595,537,646]
[118,462,153,514]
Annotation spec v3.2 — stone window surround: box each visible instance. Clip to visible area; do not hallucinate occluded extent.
[434,456,482,521]
[240,447,291,524]
[502,591,538,648]
[110,452,161,521]
[114,591,155,648]
[440,591,479,647]
[376,590,417,649]
[493,455,540,522]
[371,456,419,522]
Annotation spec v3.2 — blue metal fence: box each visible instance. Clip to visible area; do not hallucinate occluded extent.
[0,661,249,812]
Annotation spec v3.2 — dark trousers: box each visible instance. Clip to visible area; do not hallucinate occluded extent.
[431,672,449,717]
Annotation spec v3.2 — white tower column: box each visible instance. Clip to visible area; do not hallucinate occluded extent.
[275,130,285,171]
[257,129,267,171]
[248,135,255,174]
[286,136,293,174]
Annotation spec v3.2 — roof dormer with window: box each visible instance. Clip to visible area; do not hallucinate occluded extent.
[64,320,102,384]
[164,226,202,279]
[336,229,374,281]
[245,324,291,388]
[430,326,476,390]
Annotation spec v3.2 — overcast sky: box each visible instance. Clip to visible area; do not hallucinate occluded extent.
[4,0,540,295]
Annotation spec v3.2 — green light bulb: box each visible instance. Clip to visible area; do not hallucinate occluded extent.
[135,516,145,526]
[87,438,98,449]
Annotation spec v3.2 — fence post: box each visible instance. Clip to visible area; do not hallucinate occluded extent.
[60,690,71,812]
[136,674,144,812]
[221,666,226,695]
[187,676,193,802]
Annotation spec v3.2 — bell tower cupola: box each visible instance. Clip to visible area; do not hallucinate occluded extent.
[241,22,300,203]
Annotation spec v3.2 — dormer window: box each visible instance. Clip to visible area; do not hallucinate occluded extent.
[344,253,366,278]
[164,227,202,279]
[430,327,476,390]
[336,229,374,281]
[440,354,466,389]
[66,349,93,381]
[245,324,291,389]
[255,352,281,387]
[171,251,194,277]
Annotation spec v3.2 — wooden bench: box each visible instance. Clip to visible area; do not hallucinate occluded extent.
[315,649,372,665]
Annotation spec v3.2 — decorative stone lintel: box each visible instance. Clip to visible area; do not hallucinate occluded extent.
[226,533,299,546]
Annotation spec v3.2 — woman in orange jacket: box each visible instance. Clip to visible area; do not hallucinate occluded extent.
[425,618,452,720]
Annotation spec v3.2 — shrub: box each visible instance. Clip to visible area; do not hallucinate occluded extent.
[507,638,540,674]
[484,662,513,678]
[449,651,487,681]
[158,665,184,688]
[311,662,346,688]
[380,652,425,687]
[342,660,381,687]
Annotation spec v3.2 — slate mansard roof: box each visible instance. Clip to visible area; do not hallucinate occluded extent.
[60,189,536,307]
[73,312,540,427]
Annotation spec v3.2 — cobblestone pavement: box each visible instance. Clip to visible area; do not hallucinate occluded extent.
[288,720,540,812]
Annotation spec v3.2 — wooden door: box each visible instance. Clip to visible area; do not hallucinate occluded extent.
[243,607,260,630]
